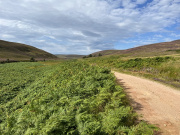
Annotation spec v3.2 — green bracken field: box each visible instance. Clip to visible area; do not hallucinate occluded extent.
[0,61,157,135]
[85,56,180,89]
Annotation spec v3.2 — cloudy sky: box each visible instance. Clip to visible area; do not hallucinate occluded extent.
[0,0,180,54]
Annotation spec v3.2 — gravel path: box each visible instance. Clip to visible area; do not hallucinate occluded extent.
[114,72,180,135]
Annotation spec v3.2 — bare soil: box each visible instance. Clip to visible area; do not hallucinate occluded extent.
[114,72,180,135]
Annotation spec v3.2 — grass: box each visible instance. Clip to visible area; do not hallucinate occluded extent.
[167,49,180,53]
[83,55,180,89]
[55,54,85,59]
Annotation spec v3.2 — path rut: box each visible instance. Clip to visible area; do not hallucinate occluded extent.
[114,72,180,135]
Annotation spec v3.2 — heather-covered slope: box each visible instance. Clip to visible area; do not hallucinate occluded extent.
[0,40,57,61]
[91,40,180,57]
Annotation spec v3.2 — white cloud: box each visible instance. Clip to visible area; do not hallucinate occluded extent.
[170,33,180,38]
[1,34,15,39]
[0,0,180,54]
[155,35,163,38]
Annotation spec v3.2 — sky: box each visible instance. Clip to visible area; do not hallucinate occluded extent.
[0,0,180,55]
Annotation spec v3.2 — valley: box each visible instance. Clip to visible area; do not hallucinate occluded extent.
[0,39,180,134]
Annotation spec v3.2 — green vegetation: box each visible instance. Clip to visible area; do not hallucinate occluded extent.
[1,39,180,134]
[0,61,157,134]
[30,57,36,62]
[98,53,102,57]
[167,49,180,53]
[84,56,180,89]
[56,54,85,60]
[83,53,102,59]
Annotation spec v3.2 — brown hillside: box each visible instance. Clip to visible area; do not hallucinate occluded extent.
[0,40,57,61]
[92,39,180,57]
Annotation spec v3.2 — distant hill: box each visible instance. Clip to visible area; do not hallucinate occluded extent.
[0,40,57,61]
[91,39,180,57]
[56,54,85,59]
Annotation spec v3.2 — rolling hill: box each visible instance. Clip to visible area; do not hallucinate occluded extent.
[91,39,180,57]
[56,54,85,59]
[0,40,57,61]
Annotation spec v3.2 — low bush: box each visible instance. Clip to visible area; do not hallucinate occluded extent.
[0,61,157,134]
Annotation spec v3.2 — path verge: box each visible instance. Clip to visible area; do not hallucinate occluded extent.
[114,71,180,135]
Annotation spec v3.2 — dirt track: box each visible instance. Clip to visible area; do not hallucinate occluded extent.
[114,72,180,135]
